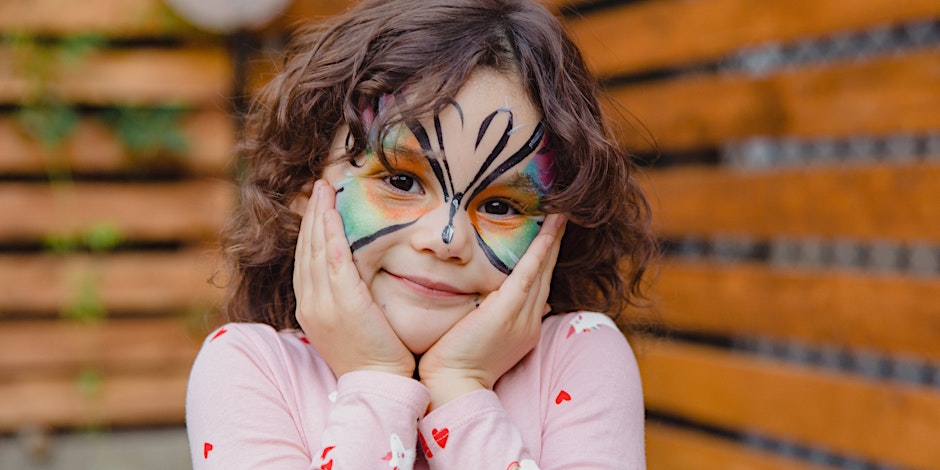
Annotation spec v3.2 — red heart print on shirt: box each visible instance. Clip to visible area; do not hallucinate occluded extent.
[203,442,213,459]
[432,428,449,448]
[555,390,571,404]
[418,431,434,458]
[210,328,227,342]
[320,445,335,470]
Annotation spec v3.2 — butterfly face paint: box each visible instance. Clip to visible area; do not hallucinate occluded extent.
[318,69,552,355]
[330,92,554,273]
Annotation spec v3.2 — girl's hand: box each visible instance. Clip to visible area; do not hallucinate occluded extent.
[293,180,415,378]
[417,214,567,410]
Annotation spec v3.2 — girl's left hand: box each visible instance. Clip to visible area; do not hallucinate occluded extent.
[417,214,567,410]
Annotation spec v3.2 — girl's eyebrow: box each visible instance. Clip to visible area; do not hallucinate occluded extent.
[386,145,424,159]
[501,171,539,191]
[403,120,451,201]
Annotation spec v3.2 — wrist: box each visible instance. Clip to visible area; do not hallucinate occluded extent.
[421,375,486,412]
[351,363,415,378]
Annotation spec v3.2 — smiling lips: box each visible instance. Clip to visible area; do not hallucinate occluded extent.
[386,271,474,297]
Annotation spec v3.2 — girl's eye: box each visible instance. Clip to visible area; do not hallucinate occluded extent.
[479,199,518,216]
[386,174,420,193]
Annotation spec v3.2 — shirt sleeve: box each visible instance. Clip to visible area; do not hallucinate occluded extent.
[538,313,646,468]
[416,312,646,470]
[321,371,430,469]
[186,323,430,470]
[417,389,534,469]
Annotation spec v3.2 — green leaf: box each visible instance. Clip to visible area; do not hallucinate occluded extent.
[62,275,106,324]
[43,231,80,253]
[76,368,104,399]
[57,33,105,66]
[17,103,80,147]
[102,106,190,158]
[83,222,124,252]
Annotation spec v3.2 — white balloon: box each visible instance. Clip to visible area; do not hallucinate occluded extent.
[163,0,293,32]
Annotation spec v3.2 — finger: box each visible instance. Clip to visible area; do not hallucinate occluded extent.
[467,214,564,327]
[304,181,339,314]
[534,215,566,301]
[309,180,330,262]
[321,207,375,314]
[480,229,553,320]
[293,182,320,292]
[294,181,319,263]
[521,215,567,324]
[506,214,564,293]
[310,180,339,282]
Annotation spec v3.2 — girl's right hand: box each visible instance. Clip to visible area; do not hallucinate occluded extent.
[293,179,415,379]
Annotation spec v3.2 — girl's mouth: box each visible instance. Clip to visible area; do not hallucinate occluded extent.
[384,270,474,297]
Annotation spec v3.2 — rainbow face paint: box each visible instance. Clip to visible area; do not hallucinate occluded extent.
[332,99,554,273]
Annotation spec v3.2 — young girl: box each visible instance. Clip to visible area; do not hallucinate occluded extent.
[186,0,656,468]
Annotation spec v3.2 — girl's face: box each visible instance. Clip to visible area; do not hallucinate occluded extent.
[322,69,554,354]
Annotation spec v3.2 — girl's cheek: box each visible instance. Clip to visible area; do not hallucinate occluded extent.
[335,177,429,249]
[474,217,543,271]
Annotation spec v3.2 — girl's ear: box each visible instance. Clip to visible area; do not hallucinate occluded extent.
[289,179,316,216]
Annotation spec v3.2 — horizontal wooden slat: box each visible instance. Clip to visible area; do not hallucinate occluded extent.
[647,422,838,470]
[276,0,587,27]
[568,0,940,77]
[0,318,202,377]
[0,372,188,432]
[0,180,234,243]
[638,338,940,469]
[0,249,222,314]
[0,0,196,36]
[642,163,940,243]
[649,259,940,361]
[608,50,940,153]
[0,110,234,175]
[0,47,232,105]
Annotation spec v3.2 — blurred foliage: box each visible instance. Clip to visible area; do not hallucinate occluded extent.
[103,106,189,159]
[16,102,81,149]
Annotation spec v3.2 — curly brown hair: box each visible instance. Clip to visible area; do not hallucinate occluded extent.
[221,0,657,331]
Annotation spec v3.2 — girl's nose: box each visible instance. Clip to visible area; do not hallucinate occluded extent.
[409,200,474,263]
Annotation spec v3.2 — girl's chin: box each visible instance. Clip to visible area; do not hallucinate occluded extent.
[384,307,469,355]
[393,326,446,355]
[377,290,483,353]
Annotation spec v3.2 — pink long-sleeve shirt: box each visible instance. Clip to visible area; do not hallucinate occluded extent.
[186,311,646,469]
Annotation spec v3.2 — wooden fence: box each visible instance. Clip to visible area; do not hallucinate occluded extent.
[564,0,940,468]
[0,0,231,438]
[1,0,938,469]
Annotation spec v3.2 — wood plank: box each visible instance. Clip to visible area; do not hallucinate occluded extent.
[0,180,234,243]
[638,338,940,469]
[642,163,940,243]
[277,0,588,27]
[0,47,232,106]
[0,318,202,377]
[648,259,940,361]
[0,372,188,431]
[0,110,234,175]
[0,249,222,314]
[567,0,940,77]
[0,0,196,36]
[647,422,838,470]
[608,50,940,153]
